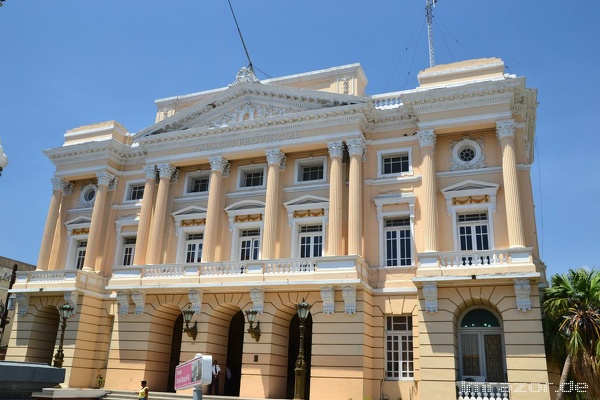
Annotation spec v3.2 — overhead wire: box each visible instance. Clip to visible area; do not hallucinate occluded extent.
[384,14,426,92]
[401,17,426,91]
[434,17,455,63]
[435,16,474,60]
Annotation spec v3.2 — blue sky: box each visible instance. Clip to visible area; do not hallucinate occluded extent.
[0,1,598,279]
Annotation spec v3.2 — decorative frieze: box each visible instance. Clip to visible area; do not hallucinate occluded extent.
[250,288,264,313]
[342,286,356,315]
[514,279,531,312]
[320,286,335,315]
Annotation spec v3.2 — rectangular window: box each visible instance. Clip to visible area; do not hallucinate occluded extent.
[458,213,490,265]
[299,225,323,258]
[385,316,414,379]
[190,176,209,193]
[122,237,136,266]
[240,229,261,261]
[384,218,411,266]
[129,184,145,201]
[185,233,203,263]
[244,171,264,187]
[75,241,87,270]
[382,154,409,175]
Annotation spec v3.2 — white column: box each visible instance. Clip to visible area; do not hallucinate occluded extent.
[417,129,438,252]
[497,119,525,248]
[37,178,72,270]
[201,157,229,263]
[146,164,175,264]
[133,165,157,265]
[83,171,116,272]
[347,138,366,256]
[261,149,285,259]
[327,141,344,256]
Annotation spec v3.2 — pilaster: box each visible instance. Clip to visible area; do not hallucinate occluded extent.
[146,163,175,264]
[347,138,365,255]
[133,165,157,265]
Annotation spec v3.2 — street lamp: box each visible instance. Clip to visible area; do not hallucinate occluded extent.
[245,308,261,342]
[182,308,198,341]
[294,298,311,400]
[0,138,8,177]
[53,303,75,368]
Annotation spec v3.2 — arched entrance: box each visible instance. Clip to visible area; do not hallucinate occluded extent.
[167,313,183,392]
[458,308,506,382]
[285,313,313,399]
[224,310,244,396]
[25,306,59,364]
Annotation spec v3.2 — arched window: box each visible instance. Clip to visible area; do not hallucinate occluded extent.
[458,308,506,382]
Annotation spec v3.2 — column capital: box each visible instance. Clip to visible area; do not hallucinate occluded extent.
[209,156,230,173]
[157,163,176,179]
[143,165,158,180]
[496,119,516,140]
[417,129,436,148]
[96,171,116,187]
[51,178,73,195]
[327,141,344,158]
[347,138,366,158]
[265,149,285,166]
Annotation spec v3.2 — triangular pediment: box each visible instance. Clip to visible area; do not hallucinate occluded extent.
[225,200,266,213]
[65,216,92,226]
[135,82,366,138]
[172,206,207,220]
[284,195,329,209]
[441,179,499,198]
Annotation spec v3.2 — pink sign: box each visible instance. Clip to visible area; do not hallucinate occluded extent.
[175,355,202,390]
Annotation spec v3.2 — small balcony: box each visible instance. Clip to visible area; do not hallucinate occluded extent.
[456,381,510,399]
[416,248,536,279]
[12,269,107,294]
[107,255,370,291]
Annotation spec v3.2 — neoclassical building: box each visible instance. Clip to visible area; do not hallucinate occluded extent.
[7,58,550,400]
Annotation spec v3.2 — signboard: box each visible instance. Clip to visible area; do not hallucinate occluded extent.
[175,354,212,391]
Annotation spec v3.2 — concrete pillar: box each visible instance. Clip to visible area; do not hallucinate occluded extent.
[133,165,157,266]
[83,171,116,272]
[37,178,72,270]
[261,149,284,259]
[146,164,175,265]
[496,119,525,248]
[327,141,344,256]
[417,129,438,252]
[347,138,365,256]
[201,157,228,263]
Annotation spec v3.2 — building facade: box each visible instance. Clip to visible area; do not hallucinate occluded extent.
[7,58,550,400]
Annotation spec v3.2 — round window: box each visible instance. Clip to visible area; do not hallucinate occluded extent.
[80,184,98,207]
[458,146,476,162]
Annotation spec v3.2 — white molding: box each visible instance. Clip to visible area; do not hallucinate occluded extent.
[249,288,264,313]
[373,193,416,268]
[342,286,356,314]
[320,286,335,315]
[294,156,328,186]
[188,289,202,314]
[236,163,267,191]
[376,147,413,179]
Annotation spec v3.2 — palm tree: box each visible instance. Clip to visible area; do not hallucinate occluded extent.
[543,268,600,400]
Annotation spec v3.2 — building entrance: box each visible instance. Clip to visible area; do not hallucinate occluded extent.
[167,313,183,392]
[225,310,244,396]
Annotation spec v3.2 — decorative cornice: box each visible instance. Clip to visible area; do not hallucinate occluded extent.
[44,139,147,167]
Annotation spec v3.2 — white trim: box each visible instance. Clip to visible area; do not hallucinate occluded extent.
[176,226,206,264]
[376,147,413,179]
[373,194,416,268]
[172,206,208,237]
[183,170,211,196]
[123,179,145,203]
[114,216,139,266]
[236,164,267,190]
[225,200,266,260]
[294,156,328,185]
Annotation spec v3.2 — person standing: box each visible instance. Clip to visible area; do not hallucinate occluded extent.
[138,380,149,400]
[208,359,221,395]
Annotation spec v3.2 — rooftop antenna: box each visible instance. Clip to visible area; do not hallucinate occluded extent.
[426,0,437,67]
[227,0,254,72]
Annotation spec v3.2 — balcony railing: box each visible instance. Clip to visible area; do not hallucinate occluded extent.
[456,381,510,399]
[109,255,370,287]
[418,248,533,269]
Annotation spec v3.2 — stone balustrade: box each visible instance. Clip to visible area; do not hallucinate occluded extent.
[456,381,510,399]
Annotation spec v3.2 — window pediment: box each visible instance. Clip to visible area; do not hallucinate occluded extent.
[441,179,499,214]
[284,195,329,227]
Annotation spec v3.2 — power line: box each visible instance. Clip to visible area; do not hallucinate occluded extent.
[227,0,253,71]
[384,15,425,92]
[402,18,426,90]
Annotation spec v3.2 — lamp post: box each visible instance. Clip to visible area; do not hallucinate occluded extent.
[0,137,8,177]
[53,303,75,368]
[294,298,311,400]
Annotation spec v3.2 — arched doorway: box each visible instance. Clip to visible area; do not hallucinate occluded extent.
[167,313,183,392]
[285,313,313,399]
[224,310,244,396]
[25,306,59,364]
[458,308,506,382]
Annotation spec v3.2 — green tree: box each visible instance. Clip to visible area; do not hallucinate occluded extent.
[543,268,600,400]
